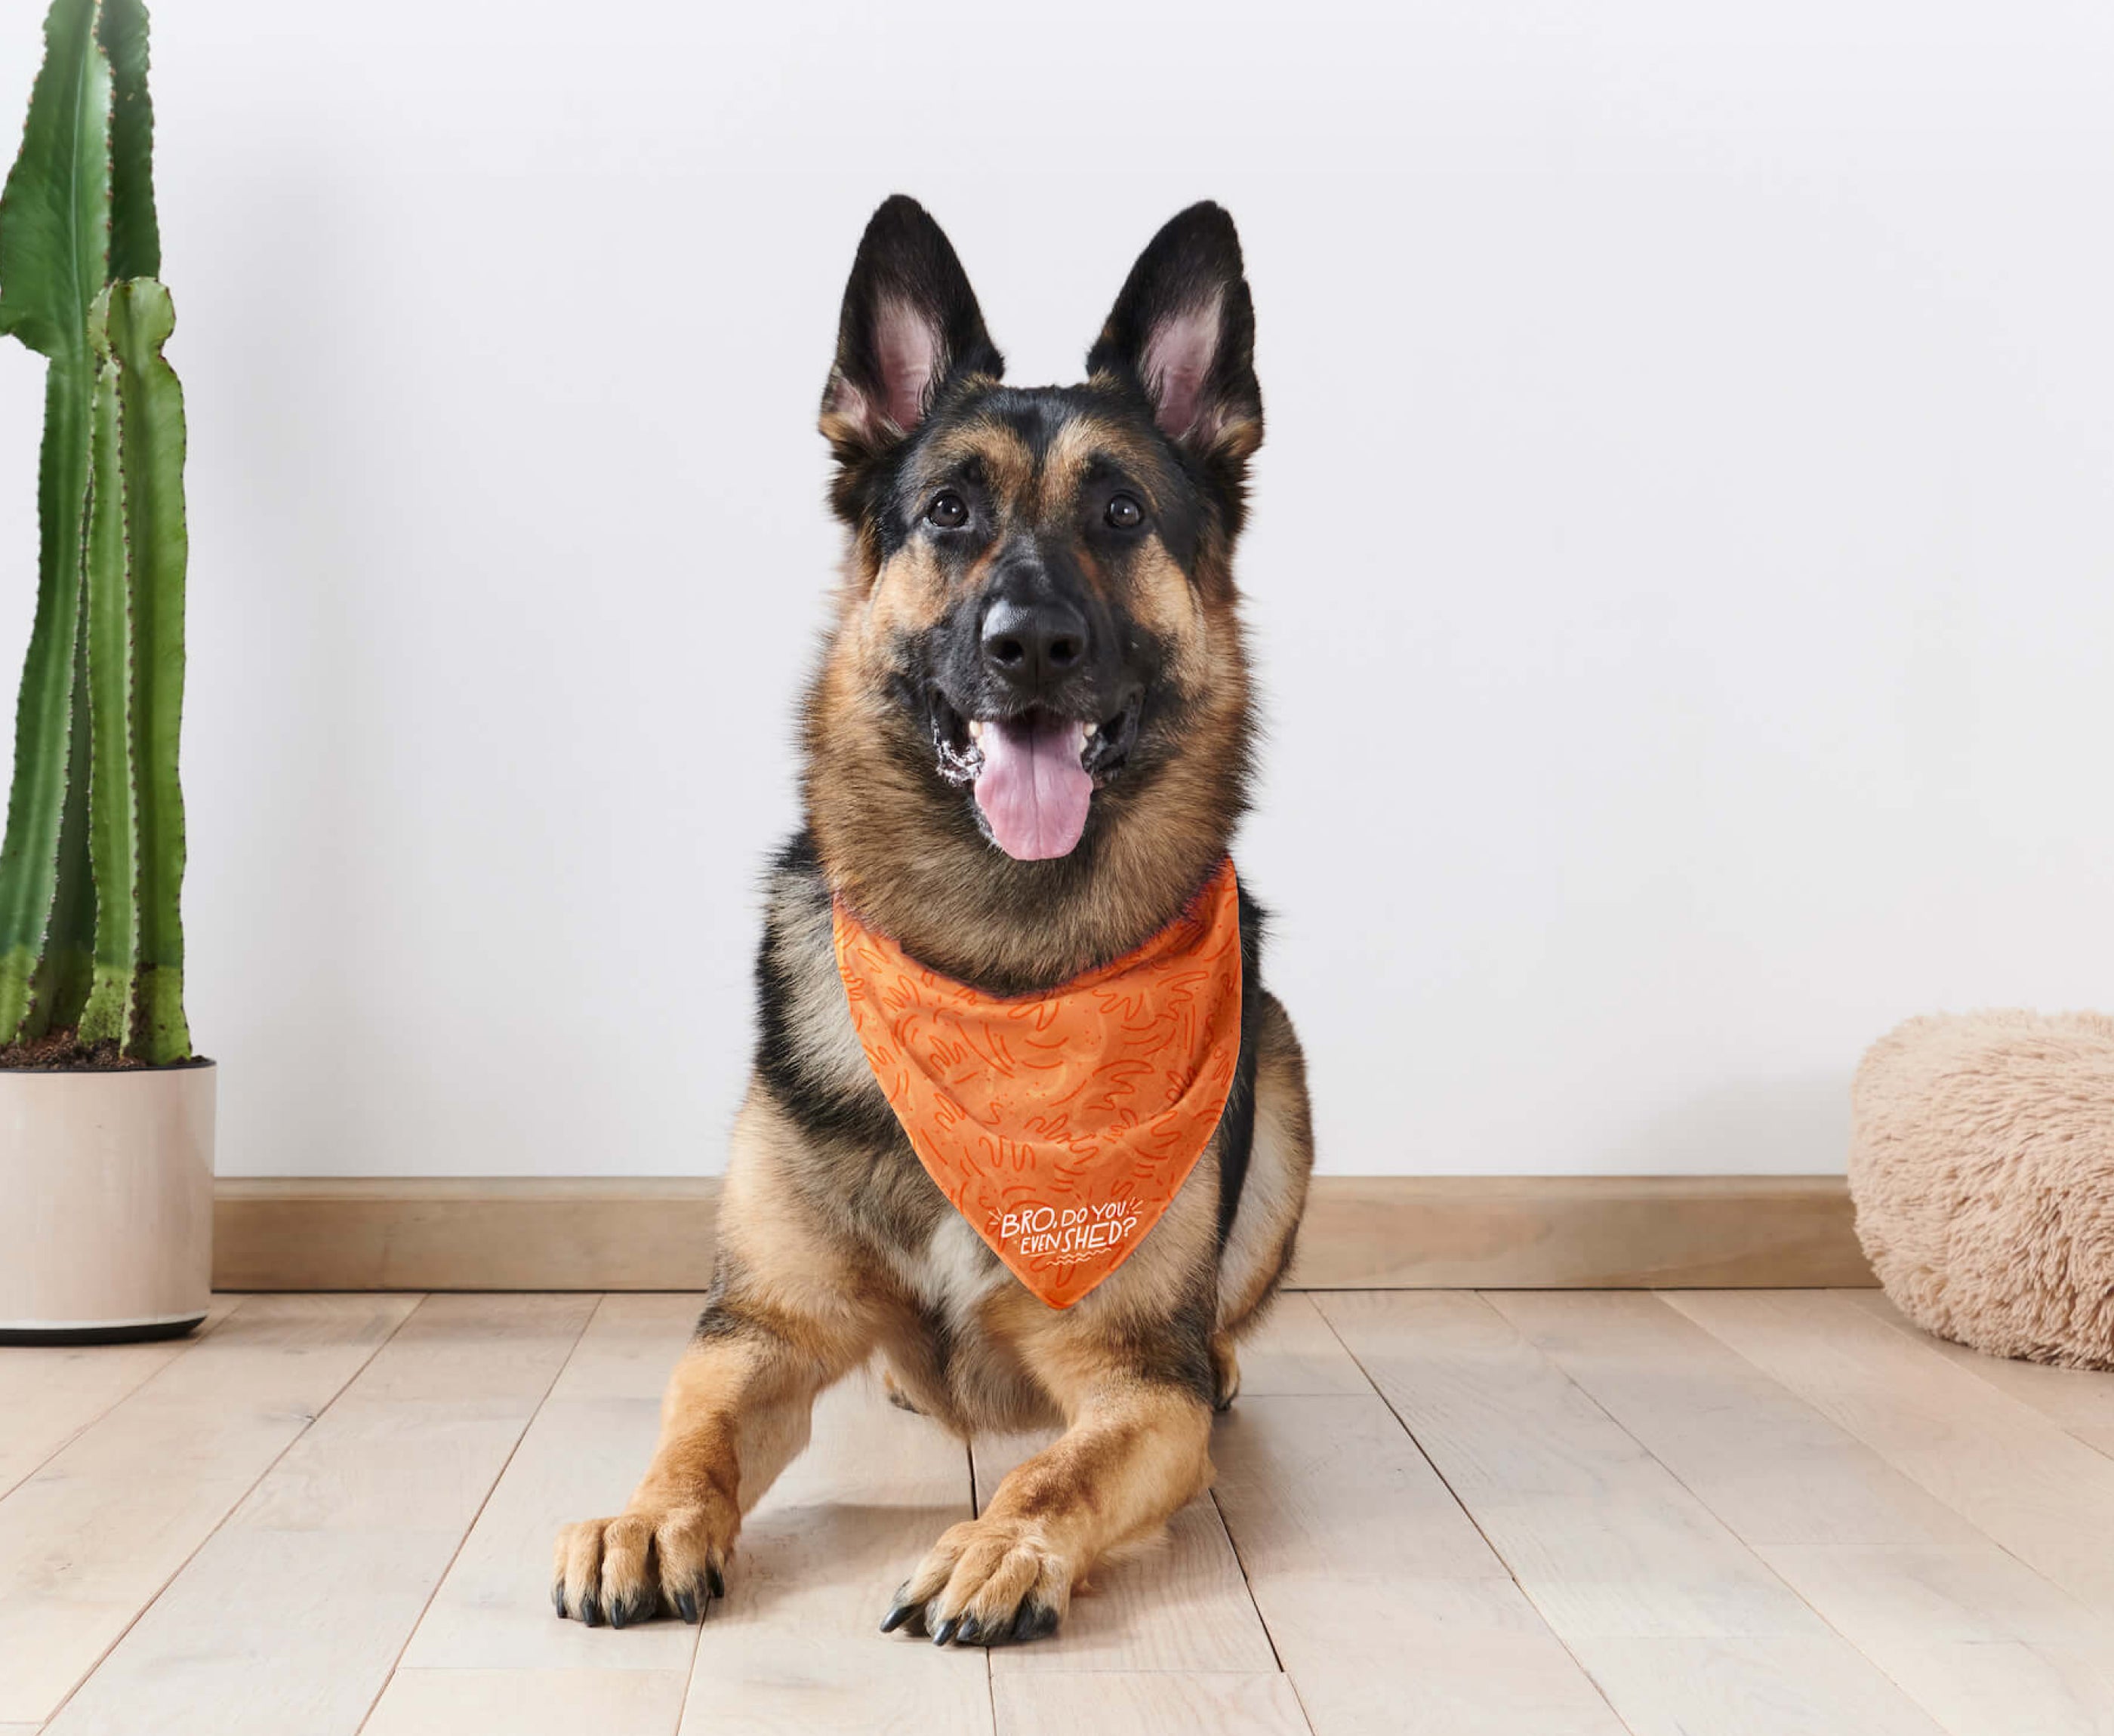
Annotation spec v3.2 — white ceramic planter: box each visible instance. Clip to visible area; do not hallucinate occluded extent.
[0,1061,215,1344]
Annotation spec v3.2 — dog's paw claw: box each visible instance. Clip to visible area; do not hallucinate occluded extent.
[1012,1599,1060,1642]
[883,1516,1070,1648]
[553,1501,735,1630]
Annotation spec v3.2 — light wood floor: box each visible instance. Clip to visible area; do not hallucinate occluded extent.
[5,1291,2114,1735]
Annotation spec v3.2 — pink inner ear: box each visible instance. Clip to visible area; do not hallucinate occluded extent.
[1142,291,1223,442]
[874,296,942,432]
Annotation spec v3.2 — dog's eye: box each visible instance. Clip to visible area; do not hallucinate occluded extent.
[926,491,969,530]
[1105,494,1144,530]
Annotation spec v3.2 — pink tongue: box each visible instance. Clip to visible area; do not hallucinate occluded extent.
[974,715,1092,860]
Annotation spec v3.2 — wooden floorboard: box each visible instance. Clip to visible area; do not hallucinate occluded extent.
[1316,1291,1829,1639]
[1750,1545,2114,1736]
[1847,1289,2114,1458]
[1572,1636,1945,1735]
[42,1295,594,1736]
[682,1375,992,1734]
[991,1670,1312,1735]
[1210,1393,1629,1735]
[1232,1293,1379,1399]
[1486,1291,1986,1547]
[0,1294,420,1727]
[363,1668,689,1736]
[14,1287,2114,1736]
[1493,1290,2114,1735]
[395,1294,707,1681]
[1316,1291,1952,1736]
[1669,1290,2114,1618]
[0,1297,243,1502]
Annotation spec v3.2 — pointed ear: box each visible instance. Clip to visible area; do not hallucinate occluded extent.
[1086,202,1262,493]
[819,196,1003,492]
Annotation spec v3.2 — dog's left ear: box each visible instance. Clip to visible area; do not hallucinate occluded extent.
[1087,203,1262,509]
[820,196,1003,512]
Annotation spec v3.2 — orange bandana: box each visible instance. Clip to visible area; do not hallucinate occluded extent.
[833,860,1243,1309]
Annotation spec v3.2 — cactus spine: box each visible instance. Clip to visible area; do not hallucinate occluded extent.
[0,0,189,1063]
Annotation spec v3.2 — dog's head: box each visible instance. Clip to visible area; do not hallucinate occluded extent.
[803,196,1262,990]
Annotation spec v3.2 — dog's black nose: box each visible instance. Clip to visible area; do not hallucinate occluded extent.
[980,596,1087,694]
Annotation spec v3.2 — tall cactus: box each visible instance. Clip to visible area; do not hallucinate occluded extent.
[0,0,190,1063]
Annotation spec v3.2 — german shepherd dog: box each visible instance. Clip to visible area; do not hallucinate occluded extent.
[553,196,1313,1645]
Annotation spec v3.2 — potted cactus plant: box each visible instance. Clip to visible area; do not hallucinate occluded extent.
[0,0,211,1344]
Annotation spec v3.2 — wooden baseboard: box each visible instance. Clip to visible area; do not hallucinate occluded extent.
[1287,1174,1870,1288]
[211,1174,1871,1292]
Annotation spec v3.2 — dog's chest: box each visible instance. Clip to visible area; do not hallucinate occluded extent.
[889,1209,1010,1327]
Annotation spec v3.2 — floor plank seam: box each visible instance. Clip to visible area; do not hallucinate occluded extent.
[32,1294,429,1733]
[1844,1288,2114,1467]
[1310,1293,1526,1578]
[42,1287,2114,1733]
[1705,1303,2028,1731]
[1664,1291,2114,1630]
[1476,1287,1986,1733]
[350,1294,606,1736]
[0,1297,252,1505]
[1203,1485,1287,1677]
[1536,1292,1978,1734]
[1332,1292,1648,1735]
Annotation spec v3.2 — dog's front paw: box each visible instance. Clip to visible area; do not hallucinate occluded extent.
[553,1491,735,1627]
[880,1515,1069,1646]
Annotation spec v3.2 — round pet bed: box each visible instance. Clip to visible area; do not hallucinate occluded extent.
[1849,1010,2114,1369]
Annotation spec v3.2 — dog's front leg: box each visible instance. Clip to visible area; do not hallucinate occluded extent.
[553,1300,857,1627]
[885,1377,1213,1645]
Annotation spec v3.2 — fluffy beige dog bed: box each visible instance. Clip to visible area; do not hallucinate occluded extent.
[1850,1011,2114,1368]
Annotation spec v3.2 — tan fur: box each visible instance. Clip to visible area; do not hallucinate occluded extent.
[1851,1009,2114,1369]
[881,1180,1224,1630]
[1126,540,1213,693]
[556,206,1311,1642]
[893,1381,1213,1636]
[553,1094,882,1625]
[1217,991,1314,1331]
[715,1090,882,1349]
[859,540,954,653]
[922,415,1037,504]
[803,402,1252,990]
[557,671,1302,1635]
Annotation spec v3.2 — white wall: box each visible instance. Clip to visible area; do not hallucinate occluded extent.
[0,2,2109,1177]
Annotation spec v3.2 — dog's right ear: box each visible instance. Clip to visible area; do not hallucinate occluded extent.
[819,197,1002,515]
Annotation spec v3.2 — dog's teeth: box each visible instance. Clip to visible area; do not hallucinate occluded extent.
[1083,722,1098,739]
[968,720,984,740]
